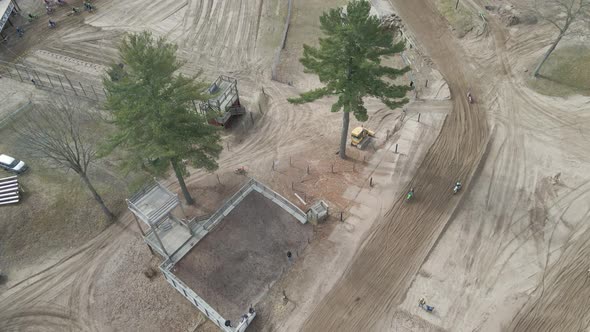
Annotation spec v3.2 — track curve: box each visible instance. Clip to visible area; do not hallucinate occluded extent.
[300,0,489,330]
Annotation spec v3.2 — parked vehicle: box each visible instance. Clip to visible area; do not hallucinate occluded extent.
[350,126,376,149]
[0,154,28,174]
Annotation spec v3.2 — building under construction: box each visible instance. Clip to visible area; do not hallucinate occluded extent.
[127,178,312,331]
[199,75,245,127]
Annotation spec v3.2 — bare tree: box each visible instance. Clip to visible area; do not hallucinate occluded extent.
[533,0,590,77]
[14,99,115,220]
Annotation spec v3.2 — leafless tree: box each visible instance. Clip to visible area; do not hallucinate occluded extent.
[533,0,590,77]
[14,99,115,220]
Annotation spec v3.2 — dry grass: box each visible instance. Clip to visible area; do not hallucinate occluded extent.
[437,0,474,37]
[0,104,148,275]
[528,45,590,97]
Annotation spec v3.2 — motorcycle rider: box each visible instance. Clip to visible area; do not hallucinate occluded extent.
[406,188,414,200]
[48,19,57,28]
[453,181,462,194]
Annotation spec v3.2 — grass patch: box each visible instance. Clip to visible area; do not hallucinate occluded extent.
[528,45,590,97]
[437,0,474,37]
[0,103,149,275]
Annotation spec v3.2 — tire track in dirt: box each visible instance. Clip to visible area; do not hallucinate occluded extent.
[407,4,590,329]
[300,0,489,329]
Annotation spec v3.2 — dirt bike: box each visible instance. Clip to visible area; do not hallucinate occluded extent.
[68,7,80,16]
[83,2,96,12]
[48,20,57,28]
[453,182,462,194]
[419,298,434,313]
[467,91,474,104]
[234,167,247,176]
[406,188,414,201]
[27,14,39,22]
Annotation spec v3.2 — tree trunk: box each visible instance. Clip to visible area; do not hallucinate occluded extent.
[171,159,194,205]
[533,32,564,77]
[80,173,115,220]
[339,111,350,159]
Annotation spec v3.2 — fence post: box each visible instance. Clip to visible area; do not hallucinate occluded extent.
[63,73,78,96]
[57,75,66,92]
[217,174,221,185]
[79,82,87,96]
[14,65,23,81]
[306,165,309,174]
[272,160,275,171]
[395,144,398,154]
[90,85,99,100]
[33,70,43,86]
[46,73,54,88]
[6,67,14,79]
[331,163,334,173]
[370,177,373,187]
[418,113,421,123]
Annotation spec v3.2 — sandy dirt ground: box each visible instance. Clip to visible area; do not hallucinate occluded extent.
[296,0,590,331]
[1,0,589,331]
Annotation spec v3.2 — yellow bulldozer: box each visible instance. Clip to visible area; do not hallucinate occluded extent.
[350,126,375,149]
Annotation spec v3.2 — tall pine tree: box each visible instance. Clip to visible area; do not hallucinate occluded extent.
[103,32,222,205]
[288,0,411,158]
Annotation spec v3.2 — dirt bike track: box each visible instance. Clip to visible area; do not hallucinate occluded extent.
[1,0,590,331]
[300,0,490,330]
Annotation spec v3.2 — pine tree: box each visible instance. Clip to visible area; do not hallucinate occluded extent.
[288,0,411,158]
[103,32,222,205]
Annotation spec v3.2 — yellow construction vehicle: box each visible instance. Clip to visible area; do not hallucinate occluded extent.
[350,127,375,149]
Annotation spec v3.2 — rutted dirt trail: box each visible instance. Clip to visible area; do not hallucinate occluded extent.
[300,0,489,330]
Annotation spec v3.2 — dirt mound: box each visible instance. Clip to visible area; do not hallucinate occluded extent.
[497,4,538,26]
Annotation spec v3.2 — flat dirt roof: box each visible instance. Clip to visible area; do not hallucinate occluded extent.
[171,190,312,321]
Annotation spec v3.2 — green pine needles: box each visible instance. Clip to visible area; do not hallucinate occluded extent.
[288,0,411,158]
[103,32,222,205]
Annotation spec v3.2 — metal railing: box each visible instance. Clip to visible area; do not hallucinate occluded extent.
[0,60,106,101]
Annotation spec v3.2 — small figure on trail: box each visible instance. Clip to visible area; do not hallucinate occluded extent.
[27,13,38,22]
[419,297,434,313]
[48,19,57,28]
[71,7,79,14]
[287,251,292,262]
[83,1,94,12]
[234,166,247,175]
[16,26,24,37]
[406,188,414,201]
[453,181,462,194]
[45,5,53,14]
[467,91,473,104]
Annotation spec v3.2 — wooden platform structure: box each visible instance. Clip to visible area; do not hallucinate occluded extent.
[199,75,245,126]
[126,180,193,259]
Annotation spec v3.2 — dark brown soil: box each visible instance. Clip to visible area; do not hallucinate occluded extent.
[172,190,312,322]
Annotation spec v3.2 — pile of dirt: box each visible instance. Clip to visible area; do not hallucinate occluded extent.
[492,4,538,26]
